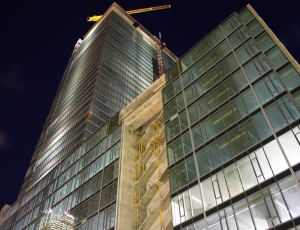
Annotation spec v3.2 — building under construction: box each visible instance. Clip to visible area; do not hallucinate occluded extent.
[0,3,176,230]
[2,2,300,230]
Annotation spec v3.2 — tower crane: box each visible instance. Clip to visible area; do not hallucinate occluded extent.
[86,4,171,22]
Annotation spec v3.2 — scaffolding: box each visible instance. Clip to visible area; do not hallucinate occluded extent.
[155,43,165,79]
[132,113,171,230]
[133,161,146,183]
[150,120,163,137]
[133,141,146,162]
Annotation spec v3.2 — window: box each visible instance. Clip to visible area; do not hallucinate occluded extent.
[265,95,300,132]
[266,46,287,69]
[187,69,248,124]
[253,72,284,105]
[171,185,203,226]
[235,39,259,64]
[228,26,250,48]
[164,93,185,121]
[162,78,182,103]
[179,28,225,73]
[167,132,192,165]
[169,156,197,192]
[165,111,188,141]
[239,8,255,25]
[244,54,270,82]
[255,32,275,52]
[247,19,264,37]
[166,64,179,84]
[278,64,300,91]
[222,14,242,35]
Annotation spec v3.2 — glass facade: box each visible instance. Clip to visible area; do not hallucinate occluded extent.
[3,3,300,230]
[19,8,176,197]
[0,3,176,230]
[1,117,121,230]
[163,6,300,230]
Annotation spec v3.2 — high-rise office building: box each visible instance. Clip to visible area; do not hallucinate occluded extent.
[0,3,176,230]
[18,2,176,202]
[163,4,300,230]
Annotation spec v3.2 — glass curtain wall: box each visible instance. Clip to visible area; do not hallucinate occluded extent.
[19,9,175,197]
[0,117,121,230]
[163,6,300,230]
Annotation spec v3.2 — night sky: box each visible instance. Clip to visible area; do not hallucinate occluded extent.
[1,0,300,210]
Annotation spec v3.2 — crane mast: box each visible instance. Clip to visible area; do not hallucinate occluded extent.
[86,5,171,22]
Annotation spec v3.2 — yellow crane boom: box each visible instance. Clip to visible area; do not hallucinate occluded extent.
[87,4,171,22]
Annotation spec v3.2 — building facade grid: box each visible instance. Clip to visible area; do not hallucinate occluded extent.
[163,6,300,230]
[2,3,300,230]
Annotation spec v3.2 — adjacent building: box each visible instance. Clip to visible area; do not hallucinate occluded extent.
[2,3,300,230]
[163,4,300,230]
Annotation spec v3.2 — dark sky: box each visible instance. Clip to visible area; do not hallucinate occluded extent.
[1,0,300,210]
